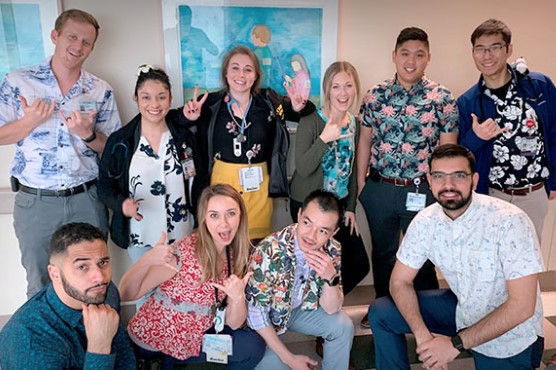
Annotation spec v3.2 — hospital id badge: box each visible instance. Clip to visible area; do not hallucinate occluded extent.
[79,101,97,114]
[239,166,262,192]
[181,158,196,180]
[203,334,233,364]
[406,192,426,212]
[520,137,539,157]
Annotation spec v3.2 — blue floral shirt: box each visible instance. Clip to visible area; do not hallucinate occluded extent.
[359,76,459,178]
[0,58,121,189]
[0,283,136,369]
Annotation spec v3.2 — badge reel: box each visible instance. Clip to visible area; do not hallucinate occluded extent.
[406,178,427,212]
[203,306,232,364]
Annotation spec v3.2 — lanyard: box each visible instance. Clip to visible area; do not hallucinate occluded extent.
[226,94,253,140]
[214,246,232,311]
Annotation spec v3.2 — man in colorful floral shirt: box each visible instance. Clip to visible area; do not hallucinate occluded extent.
[0,9,121,299]
[246,190,354,370]
[458,19,556,240]
[357,27,459,308]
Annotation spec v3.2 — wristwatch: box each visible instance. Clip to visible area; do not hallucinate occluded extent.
[450,334,465,352]
[82,131,97,143]
[324,273,340,287]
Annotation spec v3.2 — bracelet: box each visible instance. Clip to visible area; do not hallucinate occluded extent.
[82,131,97,143]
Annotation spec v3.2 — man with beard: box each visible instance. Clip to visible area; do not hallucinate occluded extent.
[368,144,544,370]
[0,222,135,369]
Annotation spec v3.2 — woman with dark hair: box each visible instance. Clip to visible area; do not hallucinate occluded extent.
[98,65,206,264]
[183,45,315,241]
[119,184,264,369]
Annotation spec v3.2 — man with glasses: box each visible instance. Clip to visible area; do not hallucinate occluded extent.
[368,144,544,370]
[458,18,556,240]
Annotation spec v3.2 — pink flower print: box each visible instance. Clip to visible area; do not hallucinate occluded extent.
[226,121,236,134]
[381,105,395,117]
[420,111,435,124]
[251,144,262,155]
[405,105,417,116]
[364,93,376,104]
[418,162,429,173]
[417,148,429,160]
[421,126,434,138]
[401,143,414,154]
[426,91,441,102]
[443,103,456,115]
[379,142,393,153]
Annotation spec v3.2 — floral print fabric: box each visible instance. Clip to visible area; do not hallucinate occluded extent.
[128,234,228,360]
[359,76,459,178]
[246,224,342,334]
[129,131,193,250]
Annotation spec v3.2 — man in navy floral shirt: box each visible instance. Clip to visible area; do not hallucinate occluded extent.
[357,27,459,313]
[458,19,556,240]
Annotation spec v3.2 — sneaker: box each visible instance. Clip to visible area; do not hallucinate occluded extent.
[360,315,370,329]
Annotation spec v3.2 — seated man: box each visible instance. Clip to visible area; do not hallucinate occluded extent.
[246,190,354,370]
[0,222,135,369]
[369,144,544,370]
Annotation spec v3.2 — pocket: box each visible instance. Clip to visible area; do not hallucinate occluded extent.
[14,192,36,209]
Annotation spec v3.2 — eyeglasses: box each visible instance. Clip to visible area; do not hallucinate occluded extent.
[430,171,471,183]
[472,44,507,55]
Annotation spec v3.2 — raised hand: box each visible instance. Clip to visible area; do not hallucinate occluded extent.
[183,85,208,121]
[471,113,508,140]
[59,109,97,140]
[344,211,360,236]
[319,120,353,144]
[305,250,336,282]
[284,79,308,113]
[122,198,142,221]
[19,95,56,128]
[211,271,253,304]
[82,303,119,355]
[145,232,178,272]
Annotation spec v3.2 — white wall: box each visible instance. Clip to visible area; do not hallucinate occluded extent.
[1,0,556,315]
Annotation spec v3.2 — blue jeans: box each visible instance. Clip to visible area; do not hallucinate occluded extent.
[256,306,354,370]
[135,325,265,370]
[369,289,544,370]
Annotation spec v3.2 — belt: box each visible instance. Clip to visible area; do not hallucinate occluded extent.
[380,174,426,187]
[18,179,97,197]
[493,182,545,196]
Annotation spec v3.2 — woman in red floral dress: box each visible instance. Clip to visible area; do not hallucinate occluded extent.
[119,184,264,369]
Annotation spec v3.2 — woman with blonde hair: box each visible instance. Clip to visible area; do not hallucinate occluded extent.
[119,184,264,369]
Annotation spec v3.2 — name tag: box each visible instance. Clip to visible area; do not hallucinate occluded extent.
[203,334,233,364]
[239,166,263,192]
[406,192,426,212]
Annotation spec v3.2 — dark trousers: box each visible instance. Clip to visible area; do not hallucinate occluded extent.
[290,198,370,296]
[358,178,438,298]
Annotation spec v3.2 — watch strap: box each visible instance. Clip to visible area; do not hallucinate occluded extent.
[82,131,97,143]
[450,334,465,352]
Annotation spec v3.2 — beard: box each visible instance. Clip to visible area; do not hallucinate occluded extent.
[60,273,108,305]
[435,189,472,211]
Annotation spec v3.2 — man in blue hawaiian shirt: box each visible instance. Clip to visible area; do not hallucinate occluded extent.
[357,27,459,312]
[0,9,121,299]
[246,190,354,370]
[458,19,556,240]
[0,222,136,369]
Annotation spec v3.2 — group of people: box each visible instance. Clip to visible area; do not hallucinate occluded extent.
[0,7,554,370]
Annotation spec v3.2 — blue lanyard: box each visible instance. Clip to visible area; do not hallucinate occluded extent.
[226,94,253,137]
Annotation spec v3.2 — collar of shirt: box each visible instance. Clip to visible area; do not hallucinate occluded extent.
[392,74,429,94]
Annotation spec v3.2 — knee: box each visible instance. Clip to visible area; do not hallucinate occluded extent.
[368,296,396,330]
[326,310,354,341]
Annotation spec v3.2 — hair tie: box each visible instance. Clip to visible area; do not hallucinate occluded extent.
[137,64,153,76]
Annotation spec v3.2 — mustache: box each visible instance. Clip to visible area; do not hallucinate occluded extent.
[85,282,108,294]
[438,189,462,197]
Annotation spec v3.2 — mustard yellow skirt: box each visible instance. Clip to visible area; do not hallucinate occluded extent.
[211,160,272,239]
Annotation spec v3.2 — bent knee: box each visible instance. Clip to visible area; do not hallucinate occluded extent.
[368,296,397,329]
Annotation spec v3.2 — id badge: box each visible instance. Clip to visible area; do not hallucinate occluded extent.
[520,137,539,157]
[79,101,97,114]
[406,192,426,212]
[181,158,196,180]
[203,334,233,364]
[239,166,262,192]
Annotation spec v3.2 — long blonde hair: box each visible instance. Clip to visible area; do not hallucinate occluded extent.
[321,61,361,117]
[195,184,250,282]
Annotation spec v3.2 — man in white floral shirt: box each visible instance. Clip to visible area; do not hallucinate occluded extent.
[357,27,459,317]
[369,144,544,370]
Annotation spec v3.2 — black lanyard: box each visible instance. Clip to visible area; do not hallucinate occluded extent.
[214,246,231,310]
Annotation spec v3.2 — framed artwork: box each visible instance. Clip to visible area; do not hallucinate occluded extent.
[162,0,338,106]
[0,0,61,81]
